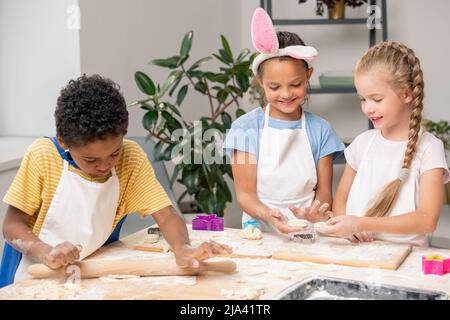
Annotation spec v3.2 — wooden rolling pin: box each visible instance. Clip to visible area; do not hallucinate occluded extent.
[28,258,237,279]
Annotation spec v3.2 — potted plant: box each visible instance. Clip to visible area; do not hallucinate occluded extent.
[129,31,256,218]
[423,119,450,204]
[298,0,368,20]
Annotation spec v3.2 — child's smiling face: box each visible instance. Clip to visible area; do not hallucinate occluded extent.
[355,69,413,140]
[59,134,124,178]
[258,57,312,120]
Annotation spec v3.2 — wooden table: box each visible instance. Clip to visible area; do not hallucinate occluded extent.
[1,226,449,300]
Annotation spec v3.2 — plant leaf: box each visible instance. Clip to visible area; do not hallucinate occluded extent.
[161,110,182,130]
[168,76,182,97]
[188,56,212,71]
[177,54,190,67]
[194,81,207,94]
[235,108,246,119]
[219,49,233,64]
[187,70,204,79]
[160,71,182,97]
[217,89,229,103]
[236,72,249,92]
[151,56,180,69]
[134,71,156,96]
[170,164,181,188]
[142,108,158,130]
[220,35,233,61]
[212,53,229,65]
[164,102,182,117]
[153,140,164,162]
[163,144,174,161]
[196,189,216,214]
[212,74,229,84]
[181,169,200,194]
[180,30,194,57]
[176,84,189,106]
[221,112,232,129]
[236,48,250,63]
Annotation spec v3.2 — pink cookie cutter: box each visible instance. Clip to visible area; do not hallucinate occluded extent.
[422,255,450,275]
[192,214,224,231]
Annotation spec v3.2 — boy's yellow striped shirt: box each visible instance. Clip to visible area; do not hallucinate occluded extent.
[3,138,172,236]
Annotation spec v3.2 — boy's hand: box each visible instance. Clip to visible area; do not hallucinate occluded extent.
[173,241,233,268]
[265,208,308,234]
[288,200,332,223]
[37,242,83,269]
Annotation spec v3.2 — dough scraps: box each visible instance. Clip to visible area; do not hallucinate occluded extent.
[240,225,263,240]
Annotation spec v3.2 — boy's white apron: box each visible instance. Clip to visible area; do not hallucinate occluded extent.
[14,160,120,281]
[242,104,317,232]
[346,130,427,247]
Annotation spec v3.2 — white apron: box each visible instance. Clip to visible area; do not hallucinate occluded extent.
[346,130,428,247]
[15,160,120,281]
[242,104,317,232]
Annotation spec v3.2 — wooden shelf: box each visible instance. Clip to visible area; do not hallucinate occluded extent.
[272,18,368,26]
[309,86,357,94]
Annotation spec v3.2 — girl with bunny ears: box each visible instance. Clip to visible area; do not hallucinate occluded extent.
[223,8,345,234]
[319,42,450,246]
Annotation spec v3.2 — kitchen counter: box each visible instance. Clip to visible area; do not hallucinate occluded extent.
[0,226,449,300]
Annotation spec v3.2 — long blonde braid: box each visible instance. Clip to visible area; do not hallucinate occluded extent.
[355,41,425,218]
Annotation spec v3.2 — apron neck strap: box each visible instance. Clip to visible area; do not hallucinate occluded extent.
[264,104,271,128]
[49,137,80,169]
[263,105,306,129]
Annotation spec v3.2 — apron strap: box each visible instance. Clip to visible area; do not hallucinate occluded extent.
[48,137,80,169]
[360,130,380,161]
[0,243,22,288]
[103,215,127,246]
[263,104,271,128]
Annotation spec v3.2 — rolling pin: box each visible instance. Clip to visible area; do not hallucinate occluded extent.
[28,258,237,279]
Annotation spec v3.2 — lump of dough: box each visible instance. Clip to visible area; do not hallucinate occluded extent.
[240,225,263,240]
[287,219,309,228]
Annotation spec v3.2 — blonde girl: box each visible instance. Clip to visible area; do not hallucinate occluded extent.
[320,41,450,246]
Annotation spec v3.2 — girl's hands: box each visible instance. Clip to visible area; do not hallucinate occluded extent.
[346,232,374,243]
[318,215,363,238]
[36,242,83,269]
[288,200,332,223]
[173,241,233,268]
[265,208,308,234]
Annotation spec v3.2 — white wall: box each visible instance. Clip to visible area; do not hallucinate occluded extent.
[0,0,81,137]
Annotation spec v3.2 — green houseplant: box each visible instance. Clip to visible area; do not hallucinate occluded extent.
[129,31,256,217]
[423,119,450,204]
[298,0,368,19]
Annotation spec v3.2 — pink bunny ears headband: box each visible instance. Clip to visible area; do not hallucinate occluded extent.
[251,8,318,76]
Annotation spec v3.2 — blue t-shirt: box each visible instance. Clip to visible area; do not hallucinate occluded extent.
[223,107,345,167]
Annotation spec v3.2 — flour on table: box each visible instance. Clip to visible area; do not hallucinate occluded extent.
[220,287,267,300]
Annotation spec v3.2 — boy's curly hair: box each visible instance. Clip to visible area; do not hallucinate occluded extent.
[55,74,128,146]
